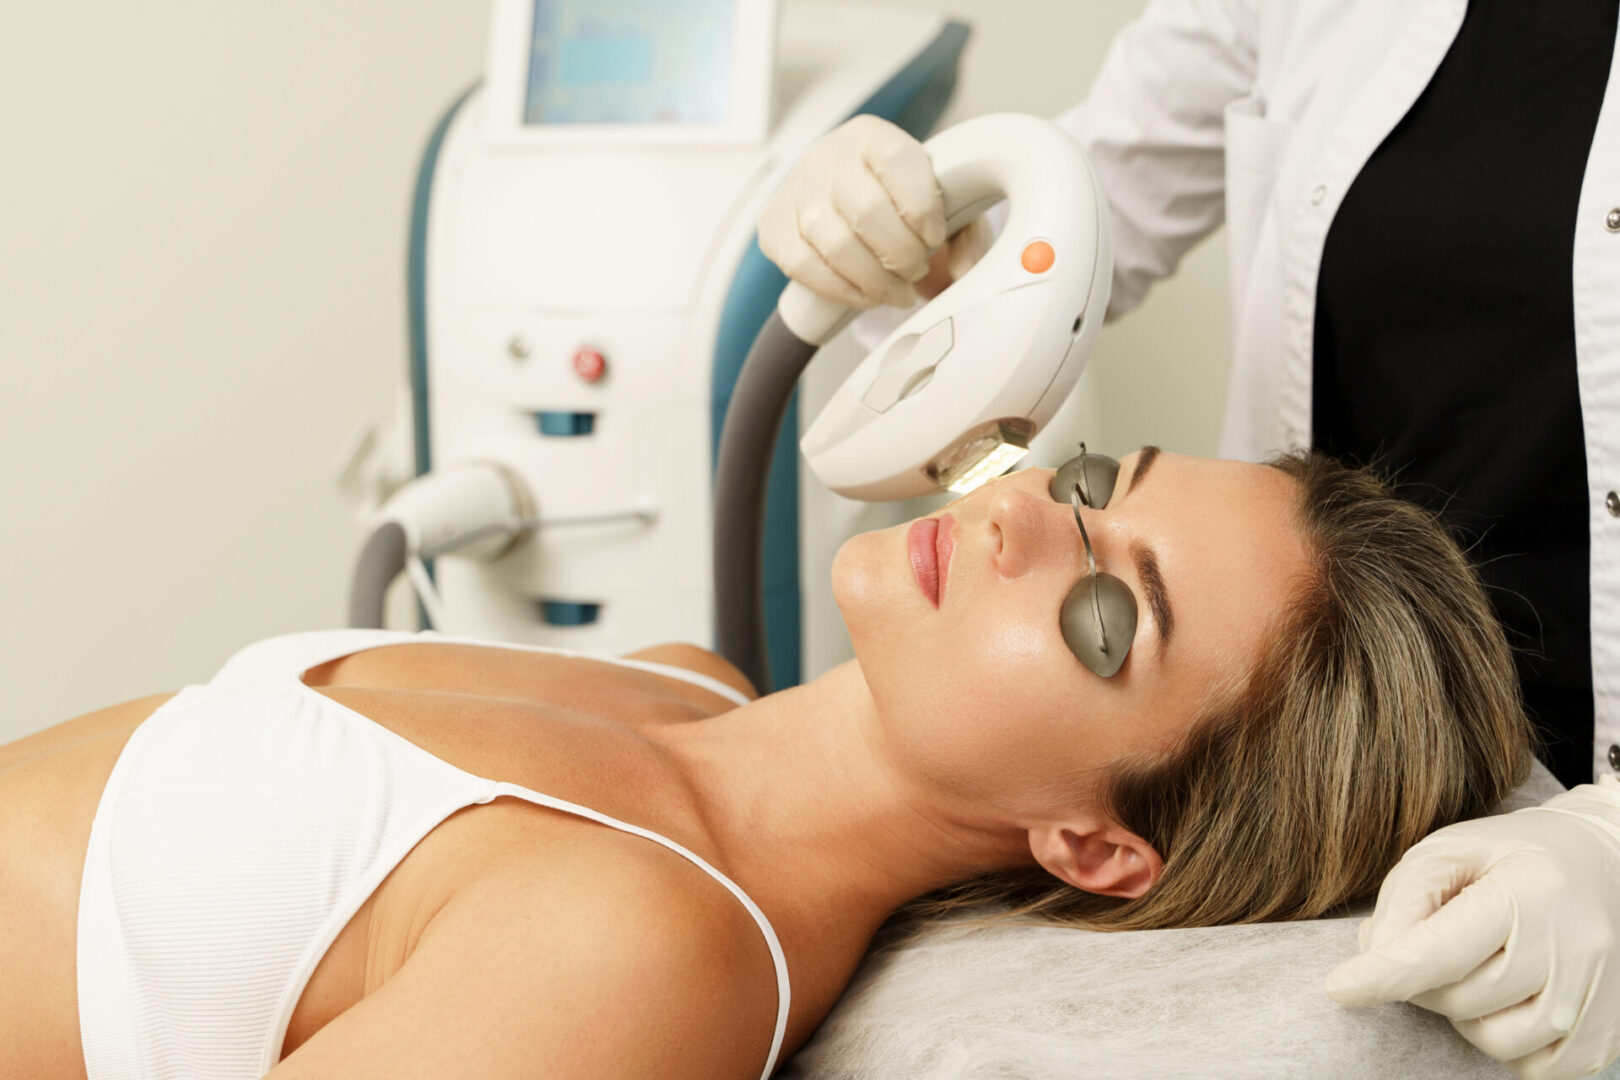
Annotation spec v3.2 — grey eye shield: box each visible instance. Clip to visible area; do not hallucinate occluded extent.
[1049,445,1137,678]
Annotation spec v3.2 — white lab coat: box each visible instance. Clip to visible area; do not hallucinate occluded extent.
[1050,0,1620,781]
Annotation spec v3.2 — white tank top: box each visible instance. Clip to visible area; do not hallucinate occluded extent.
[76,629,791,1079]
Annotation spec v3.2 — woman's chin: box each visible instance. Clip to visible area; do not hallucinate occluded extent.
[831,529,914,656]
[830,531,883,618]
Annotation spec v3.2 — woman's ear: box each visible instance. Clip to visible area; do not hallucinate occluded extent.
[1028,821,1164,899]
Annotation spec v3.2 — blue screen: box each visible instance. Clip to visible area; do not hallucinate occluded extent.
[524,0,735,125]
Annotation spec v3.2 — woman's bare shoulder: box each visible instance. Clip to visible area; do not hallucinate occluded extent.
[273,831,779,1079]
[0,692,174,775]
[620,643,759,702]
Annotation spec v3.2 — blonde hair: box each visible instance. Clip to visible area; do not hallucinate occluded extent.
[909,451,1533,932]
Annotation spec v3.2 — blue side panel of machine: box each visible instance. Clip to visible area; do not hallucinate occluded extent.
[709,20,970,689]
[408,84,480,478]
[406,84,479,614]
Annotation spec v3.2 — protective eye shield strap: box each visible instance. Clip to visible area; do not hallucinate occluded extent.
[1070,485,1111,656]
[1052,445,1136,678]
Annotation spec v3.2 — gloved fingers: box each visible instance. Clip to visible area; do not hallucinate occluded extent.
[760,214,878,310]
[944,217,995,282]
[1549,960,1620,1078]
[1412,944,1546,1021]
[757,195,869,308]
[1506,961,1619,1080]
[1507,1026,1620,1080]
[1325,876,1514,1006]
[1361,840,1485,948]
[789,247,881,309]
[1454,996,1569,1068]
[853,120,946,251]
[827,152,934,286]
[797,195,917,308]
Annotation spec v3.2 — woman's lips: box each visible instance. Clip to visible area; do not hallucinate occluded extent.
[935,514,955,603]
[908,519,939,606]
[907,514,955,608]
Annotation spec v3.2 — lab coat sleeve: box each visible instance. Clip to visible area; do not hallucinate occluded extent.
[1056,0,1260,320]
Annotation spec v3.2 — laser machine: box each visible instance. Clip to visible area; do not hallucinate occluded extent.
[346,0,971,686]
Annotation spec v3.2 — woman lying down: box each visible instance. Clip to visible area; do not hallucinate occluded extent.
[1,446,1532,1080]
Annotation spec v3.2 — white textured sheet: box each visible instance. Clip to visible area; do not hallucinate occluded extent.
[782,761,1620,1079]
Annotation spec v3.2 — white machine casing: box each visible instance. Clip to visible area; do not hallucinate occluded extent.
[418,3,959,652]
[796,114,1112,501]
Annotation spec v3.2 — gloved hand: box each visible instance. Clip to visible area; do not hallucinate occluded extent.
[1325,777,1620,1079]
[758,114,991,309]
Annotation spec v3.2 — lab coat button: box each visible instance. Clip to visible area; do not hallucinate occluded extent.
[1607,491,1620,517]
[1310,185,1327,206]
[1607,209,1620,232]
[1608,744,1620,771]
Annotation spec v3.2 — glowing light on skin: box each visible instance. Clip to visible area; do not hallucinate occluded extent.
[931,422,1034,494]
[942,441,1030,494]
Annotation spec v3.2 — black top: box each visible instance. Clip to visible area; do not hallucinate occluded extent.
[1313,0,1617,788]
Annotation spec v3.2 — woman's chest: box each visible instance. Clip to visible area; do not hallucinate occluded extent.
[4,648,723,1076]
[279,683,716,1059]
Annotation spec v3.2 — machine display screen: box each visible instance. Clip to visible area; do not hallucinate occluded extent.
[524,0,735,126]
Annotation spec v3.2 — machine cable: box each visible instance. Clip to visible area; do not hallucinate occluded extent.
[713,312,818,694]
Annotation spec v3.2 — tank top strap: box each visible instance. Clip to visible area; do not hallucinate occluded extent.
[448,638,753,708]
[211,630,753,709]
[485,780,791,1080]
[210,629,426,688]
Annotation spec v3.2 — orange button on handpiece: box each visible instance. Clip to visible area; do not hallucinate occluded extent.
[1020,240,1056,274]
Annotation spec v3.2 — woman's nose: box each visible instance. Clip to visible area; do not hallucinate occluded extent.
[987,484,1081,579]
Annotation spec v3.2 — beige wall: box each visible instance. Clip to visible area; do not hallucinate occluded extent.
[0,1,493,736]
[0,0,1229,741]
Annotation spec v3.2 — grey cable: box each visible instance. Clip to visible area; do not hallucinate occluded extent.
[713,311,819,695]
[348,521,408,628]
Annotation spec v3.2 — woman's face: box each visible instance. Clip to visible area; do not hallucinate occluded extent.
[832,448,1313,820]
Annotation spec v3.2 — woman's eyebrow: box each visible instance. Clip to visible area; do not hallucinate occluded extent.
[1123,446,1171,649]
[1132,540,1174,649]
[1124,444,1162,497]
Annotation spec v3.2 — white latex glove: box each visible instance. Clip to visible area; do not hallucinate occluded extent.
[758,114,991,310]
[1326,776,1620,1079]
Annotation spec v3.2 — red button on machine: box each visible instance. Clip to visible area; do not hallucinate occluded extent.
[572,347,607,383]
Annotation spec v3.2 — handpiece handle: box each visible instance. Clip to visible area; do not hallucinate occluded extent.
[775,113,1092,345]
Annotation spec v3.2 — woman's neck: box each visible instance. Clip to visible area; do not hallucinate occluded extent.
[648,660,1035,952]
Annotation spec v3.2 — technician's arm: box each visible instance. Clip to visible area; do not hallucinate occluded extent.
[758,1,1258,320]
[1053,0,1259,319]
[1326,779,1620,1080]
